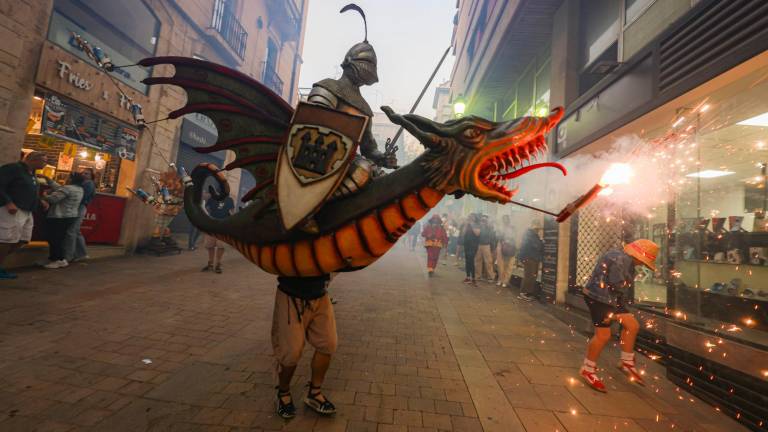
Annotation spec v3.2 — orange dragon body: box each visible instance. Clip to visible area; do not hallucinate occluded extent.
[140,57,566,277]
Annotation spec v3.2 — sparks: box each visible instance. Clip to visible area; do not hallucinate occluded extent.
[599,163,634,186]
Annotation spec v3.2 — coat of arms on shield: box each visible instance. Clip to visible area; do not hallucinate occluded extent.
[276,102,368,231]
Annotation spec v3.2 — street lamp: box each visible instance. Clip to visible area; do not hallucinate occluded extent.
[453,94,466,118]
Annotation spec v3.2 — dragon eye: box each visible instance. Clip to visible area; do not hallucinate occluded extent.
[463,128,481,139]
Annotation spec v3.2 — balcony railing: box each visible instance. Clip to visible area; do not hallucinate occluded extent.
[211,0,248,59]
[263,67,284,97]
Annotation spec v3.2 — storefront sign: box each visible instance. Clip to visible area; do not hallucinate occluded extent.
[57,60,94,91]
[36,41,150,125]
[81,193,126,245]
[42,93,138,160]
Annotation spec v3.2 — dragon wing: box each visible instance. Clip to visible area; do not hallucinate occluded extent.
[139,56,293,205]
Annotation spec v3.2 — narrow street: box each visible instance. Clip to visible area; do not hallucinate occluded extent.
[0,246,746,432]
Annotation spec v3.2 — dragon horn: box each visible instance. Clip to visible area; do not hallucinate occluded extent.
[381,106,439,149]
[340,3,368,42]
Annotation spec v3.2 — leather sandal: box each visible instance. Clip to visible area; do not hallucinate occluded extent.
[304,383,336,415]
[275,387,296,419]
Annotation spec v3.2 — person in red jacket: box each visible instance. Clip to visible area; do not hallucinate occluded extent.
[422,214,448,276]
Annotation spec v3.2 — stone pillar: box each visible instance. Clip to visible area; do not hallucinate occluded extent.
[0,1,53,164]
[549,0,581,303]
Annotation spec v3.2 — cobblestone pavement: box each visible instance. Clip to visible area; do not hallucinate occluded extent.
[0,245,746,432]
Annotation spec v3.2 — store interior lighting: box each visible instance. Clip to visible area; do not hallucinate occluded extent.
[685,170,735,178]
[737,111,768,127]
[80,150,89,158]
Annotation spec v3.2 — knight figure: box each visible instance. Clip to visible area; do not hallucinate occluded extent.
[306,5,397,199]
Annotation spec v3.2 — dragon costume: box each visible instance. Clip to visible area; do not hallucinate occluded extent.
[137,11,567,277]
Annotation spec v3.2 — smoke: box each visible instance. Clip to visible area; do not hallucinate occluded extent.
[498,134,676,228]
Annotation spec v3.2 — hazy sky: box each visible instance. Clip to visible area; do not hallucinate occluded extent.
[298,0,456,118]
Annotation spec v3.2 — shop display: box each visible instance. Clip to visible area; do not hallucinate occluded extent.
[42,94,138,160]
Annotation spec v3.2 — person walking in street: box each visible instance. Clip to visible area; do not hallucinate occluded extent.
[188,225,201,251]
[462,214,481,284]
[0,152,49,279]
[579,239,659,392]
[202,190,234,273]
[41,172,85,269]
[407,220,421,251]
[64,168,95,263]
[422,214,448,276]
[517,219,544,301]
[496,215,517,288]
[475,215,496,282]
[273,274,337,419]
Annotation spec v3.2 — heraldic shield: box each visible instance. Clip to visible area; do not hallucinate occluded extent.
[277,102,368,231]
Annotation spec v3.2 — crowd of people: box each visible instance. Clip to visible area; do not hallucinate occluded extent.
[0,152,96,278]
[409,209,545,301]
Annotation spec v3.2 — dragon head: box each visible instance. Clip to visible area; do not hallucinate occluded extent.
[382,106,566,203]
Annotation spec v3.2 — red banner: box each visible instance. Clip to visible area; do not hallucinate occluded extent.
[81,194,126,245]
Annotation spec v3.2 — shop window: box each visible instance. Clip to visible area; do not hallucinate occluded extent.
[670,81,768,345]
[573,54,768,346]
[48,0,160,93]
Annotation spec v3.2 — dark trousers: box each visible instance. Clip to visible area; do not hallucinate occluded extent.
[47,218,77,261]
[188,226,201,249]
[464,245,478,279]
[521,258,540,296]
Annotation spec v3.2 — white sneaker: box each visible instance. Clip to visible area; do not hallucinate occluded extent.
[70,255,89,263]
[44,260,68,269]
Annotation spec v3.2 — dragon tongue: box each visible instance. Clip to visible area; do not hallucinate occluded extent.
[499,162,567,180]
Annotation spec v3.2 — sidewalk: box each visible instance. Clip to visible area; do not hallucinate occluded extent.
[0,245,746,431]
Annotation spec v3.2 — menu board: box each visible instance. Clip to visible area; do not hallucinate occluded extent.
[541,218,559,299]
[42,93,138,160]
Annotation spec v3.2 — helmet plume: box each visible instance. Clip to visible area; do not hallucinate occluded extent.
[340,3,368,43]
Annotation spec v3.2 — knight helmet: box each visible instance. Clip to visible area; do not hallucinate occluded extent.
[340,4,378,86]
[342,42,378,86]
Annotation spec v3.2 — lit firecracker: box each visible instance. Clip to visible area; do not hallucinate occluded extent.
[556,163,634,222]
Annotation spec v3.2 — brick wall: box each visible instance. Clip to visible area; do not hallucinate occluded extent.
[0,0,53,164]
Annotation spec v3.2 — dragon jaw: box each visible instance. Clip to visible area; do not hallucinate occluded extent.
[382,106,566,204]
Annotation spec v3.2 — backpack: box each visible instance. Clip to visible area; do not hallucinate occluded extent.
[501,239,516,257]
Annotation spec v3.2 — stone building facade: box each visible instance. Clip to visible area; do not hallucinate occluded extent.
[2,0,308,257]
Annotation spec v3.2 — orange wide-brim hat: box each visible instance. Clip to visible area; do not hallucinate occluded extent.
[624,239,659,271]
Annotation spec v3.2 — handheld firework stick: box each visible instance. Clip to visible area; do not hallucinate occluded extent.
[556,163,633,222]
[555,184,605,222]
[504,163,633,223]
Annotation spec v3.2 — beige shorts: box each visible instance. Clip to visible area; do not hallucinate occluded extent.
[204,234,222,249]
[0,208,34,244]
[271,290,338,367]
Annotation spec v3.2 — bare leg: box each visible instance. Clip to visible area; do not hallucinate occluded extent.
[616,313,639,353]
[278,363,297,403]
[0,243,21,267]
[586,327,612,362]
[310,351,332,402]
[207,247,215,265]
[215,247,225,266]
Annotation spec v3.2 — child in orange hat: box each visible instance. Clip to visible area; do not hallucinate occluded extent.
[579,239,659,392]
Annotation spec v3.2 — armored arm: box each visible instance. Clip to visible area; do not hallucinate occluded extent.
[307,86,339,109]
[360,124,387,165]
